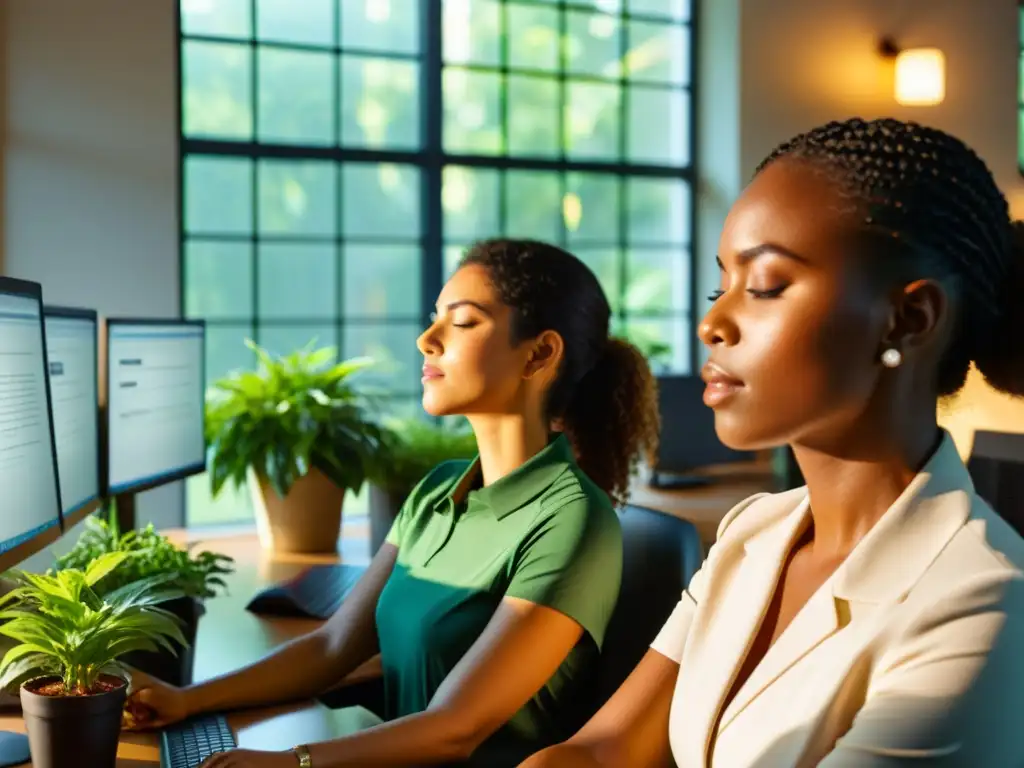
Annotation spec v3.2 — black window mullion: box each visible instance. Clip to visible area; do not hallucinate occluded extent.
[422,0,444,336]
[249,0,260,347]
[334,0,344,360]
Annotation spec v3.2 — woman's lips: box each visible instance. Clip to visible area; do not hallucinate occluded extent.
[701,361,744,407]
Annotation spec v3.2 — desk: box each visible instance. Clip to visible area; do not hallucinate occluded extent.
[628,460,777,549]
[0,519,375,767]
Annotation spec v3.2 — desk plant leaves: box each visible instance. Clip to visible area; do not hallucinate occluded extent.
[0,552,187,695]
[205,339,384,499]
[52,508,234,600]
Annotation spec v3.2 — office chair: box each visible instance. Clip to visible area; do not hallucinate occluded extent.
[967,430,1024,537]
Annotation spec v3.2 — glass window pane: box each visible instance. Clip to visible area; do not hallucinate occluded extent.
[444,244,470,279]
[187,474,253,526]
[574,247,621,313]
[443,69,503,154]
[566,11,621,79]
[626,249,689,312]
[181,0,252,39]
[627,21,688,85]
[258,324,337,358]
[628,0,690,22]
[506,171,562,242]
[182,41,252,140]
[627,178,690,244]
[185,241,253,319]
[443,0,502,67]
[257,48,333,145]
[508,4,559,71]
[1020,52,1024,103]
[343,163,422,238]
[443,167,500,242]
[565,82,621,160]
[1019,109,1024,169]
[343,244,421,319]
[566,172,620,244]
[258,160,337,236]
[341,0,421,54]
[343,322,423,395]
[256,0,335,47]
[205,324,256,386]
[257,244,337,320]
[623,317,689,374]
[185,156,253,235]
[342,56,421,150]
[628,88,689,166]
[508,75,560,158]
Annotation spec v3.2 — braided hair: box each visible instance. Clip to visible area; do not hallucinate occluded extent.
[756,117,1024,397]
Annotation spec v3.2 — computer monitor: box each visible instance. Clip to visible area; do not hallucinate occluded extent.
[650,374,756,489]
[0,277,64,568]
[103,319,206,526]
[43,306,102,530]
[967,430,1024,537]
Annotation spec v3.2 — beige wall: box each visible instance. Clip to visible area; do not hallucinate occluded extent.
[723,0,1024,457]
[2,0,181,567]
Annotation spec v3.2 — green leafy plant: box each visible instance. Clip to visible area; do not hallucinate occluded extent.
[205,339,385,498]
[52,508,234,600]
[370,417,478,495]
[0,552,187,695]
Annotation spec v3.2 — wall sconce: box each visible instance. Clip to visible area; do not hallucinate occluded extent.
[880,38,945,106]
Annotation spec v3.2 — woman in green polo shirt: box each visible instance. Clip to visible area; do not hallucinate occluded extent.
[129,239,660,767]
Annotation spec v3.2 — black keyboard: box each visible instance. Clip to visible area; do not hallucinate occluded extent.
[160,714,237,768]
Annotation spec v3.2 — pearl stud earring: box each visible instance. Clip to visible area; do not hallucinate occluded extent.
[881,348,902,368]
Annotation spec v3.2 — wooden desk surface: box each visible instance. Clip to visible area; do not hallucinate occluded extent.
[0,519,374,766]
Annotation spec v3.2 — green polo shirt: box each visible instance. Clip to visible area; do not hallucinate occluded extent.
[374,434,622,764]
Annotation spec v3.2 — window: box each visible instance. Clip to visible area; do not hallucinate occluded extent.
[180,0,695,525]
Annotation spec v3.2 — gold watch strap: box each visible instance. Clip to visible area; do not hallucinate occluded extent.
[292,744,313,767]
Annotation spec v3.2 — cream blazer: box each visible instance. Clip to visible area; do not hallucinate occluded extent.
[651,432,1024,767]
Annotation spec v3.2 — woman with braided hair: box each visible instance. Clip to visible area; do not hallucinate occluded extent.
[522,118,1024,767]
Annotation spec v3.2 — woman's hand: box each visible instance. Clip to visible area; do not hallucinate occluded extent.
[123,674,192,730]
[199,749,297,767]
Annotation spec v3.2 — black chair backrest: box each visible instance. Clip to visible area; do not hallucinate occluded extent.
[595,504,704,706]
[967,430,1024,537]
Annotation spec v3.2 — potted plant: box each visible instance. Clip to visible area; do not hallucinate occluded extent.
[0,552,186,768]
[206,339,384,553]
[367,417,478,553]
[51,507,234,686]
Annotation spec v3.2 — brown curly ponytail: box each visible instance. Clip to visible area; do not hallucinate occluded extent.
[461,239,660,507]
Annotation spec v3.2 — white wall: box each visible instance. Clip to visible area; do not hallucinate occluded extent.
[1,0,181,568]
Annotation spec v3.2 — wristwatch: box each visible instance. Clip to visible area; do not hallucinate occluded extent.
[291,744,312,767]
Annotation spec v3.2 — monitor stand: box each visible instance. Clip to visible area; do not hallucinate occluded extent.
[648,472,713,491]
[0,731,30,766]
[112,491,137,534]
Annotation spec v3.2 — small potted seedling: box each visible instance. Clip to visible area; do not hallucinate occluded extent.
[52,507,234,686]
[0,552,186,768]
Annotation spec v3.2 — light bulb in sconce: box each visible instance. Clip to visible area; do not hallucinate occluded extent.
[880,38,945,107]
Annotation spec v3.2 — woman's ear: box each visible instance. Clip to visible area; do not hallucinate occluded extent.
[882,278,948,354]
[524,330,564,382]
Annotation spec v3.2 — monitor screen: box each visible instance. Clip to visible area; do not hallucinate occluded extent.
[0,281,62,553]
[43,307,100,520]
[106,320,205,495]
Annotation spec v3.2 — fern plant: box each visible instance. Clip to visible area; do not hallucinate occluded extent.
[53,507,234,600]
[0,552,187,695]
[205,339,385,499]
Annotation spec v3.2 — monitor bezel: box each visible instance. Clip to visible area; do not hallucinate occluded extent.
[0,277,64,568]
[42,305,103,531]
[102,317,207,497]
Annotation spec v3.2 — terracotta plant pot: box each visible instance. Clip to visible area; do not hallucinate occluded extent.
[249,467,345,553]
[20,674,127,768]
[368,484,412,555]
[122,596,205,686]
